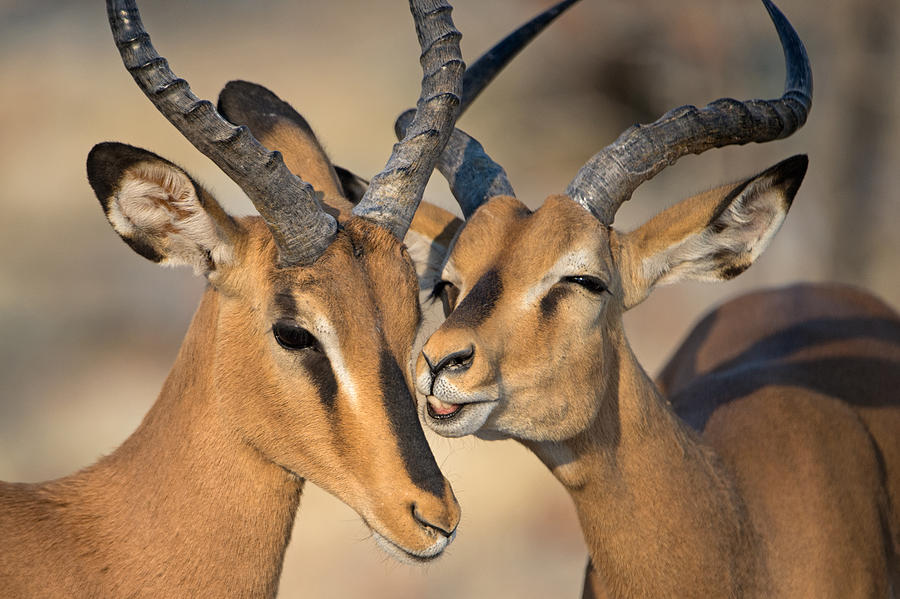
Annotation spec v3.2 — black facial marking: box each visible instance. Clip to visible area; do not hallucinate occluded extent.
[378,347,445,498]
[444,268,503,329]
[274,288,298,316]
[540,286,569,319]
[307,353,338,410]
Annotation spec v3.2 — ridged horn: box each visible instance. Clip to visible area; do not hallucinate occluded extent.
[107,0,337,265]
[396,0,582,216]
[351,0,465,240]
[566,0,812,224]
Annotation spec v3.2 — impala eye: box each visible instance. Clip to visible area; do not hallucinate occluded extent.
[429,280,460,317]
[564,275,608,295]
[273,320,319,351]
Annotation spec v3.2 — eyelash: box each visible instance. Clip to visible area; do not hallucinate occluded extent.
[563,275,608,294]
[272,320,321,352]
[428,280,453,302]
[429,280,460,316]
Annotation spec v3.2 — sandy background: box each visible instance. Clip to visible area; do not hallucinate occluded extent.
[1,0,898,597]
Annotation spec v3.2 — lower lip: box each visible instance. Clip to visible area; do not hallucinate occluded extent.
[426,399,463,420]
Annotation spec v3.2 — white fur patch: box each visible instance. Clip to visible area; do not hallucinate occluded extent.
[522,249,595,308]
[311,315,359,410]
[404,228,445,288]
[111,167,233,274]
[641,177,788,286]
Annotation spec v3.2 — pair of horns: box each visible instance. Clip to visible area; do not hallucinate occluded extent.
[108,0,582,264]
[108,0,462,265]
[421,0,812,225]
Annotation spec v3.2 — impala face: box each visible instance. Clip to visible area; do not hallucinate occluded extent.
[416,195,623,442]
[413,0,810,446]
[417,157,808,443]
[99,0,470,564]
[88,143,460,563]
[216,219,459,561]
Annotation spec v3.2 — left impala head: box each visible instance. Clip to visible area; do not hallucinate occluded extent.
[91,0,466,562]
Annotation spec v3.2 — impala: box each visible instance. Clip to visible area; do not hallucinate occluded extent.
[415,0,900,597]
[0,0,579,595]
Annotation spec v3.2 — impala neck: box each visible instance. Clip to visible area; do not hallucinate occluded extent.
[43,288,303,598]
[527,330,768,598]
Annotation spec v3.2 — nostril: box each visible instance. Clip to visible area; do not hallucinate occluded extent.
[433,346,475,376]
[423,351,437,375]
[411,503,454,538]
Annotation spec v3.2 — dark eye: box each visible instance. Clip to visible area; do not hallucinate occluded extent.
[273,320,319,351]
[564,275,608,295]
[429,280,460,317]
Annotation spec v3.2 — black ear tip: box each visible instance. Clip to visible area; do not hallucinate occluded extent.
[773,153,808,180]
[218,79,283,120]
[86,142,167,210]
[770,154,808,205]
[87,141,127,170]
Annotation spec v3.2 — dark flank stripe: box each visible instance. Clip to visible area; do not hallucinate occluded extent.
[444,268,503,329]
[378,347,445,498]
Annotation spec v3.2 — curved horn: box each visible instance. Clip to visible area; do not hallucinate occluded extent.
[395,111,513,219]
[567,0,812,224]
[352,0,465,240]
[458,0,581,115]
[107,0,336,265]
[395,0,582,216]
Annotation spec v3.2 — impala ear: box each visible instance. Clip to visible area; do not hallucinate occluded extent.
[615,155,808,309]
[218,80,345,197]
[333,166,369,205]
[87,142,240,276]
[403,202,465,289]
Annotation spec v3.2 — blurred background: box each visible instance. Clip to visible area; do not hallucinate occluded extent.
[0,0,897,597]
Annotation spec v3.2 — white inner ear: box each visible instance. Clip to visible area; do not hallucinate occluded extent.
[109,164,233,274]
[642,176,788,286]
[404,228,444,288]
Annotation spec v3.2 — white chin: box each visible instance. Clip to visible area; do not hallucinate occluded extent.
[371,529,453,564]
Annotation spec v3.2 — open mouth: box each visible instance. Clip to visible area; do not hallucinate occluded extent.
[423,394,498,437]
[426,396,464,420]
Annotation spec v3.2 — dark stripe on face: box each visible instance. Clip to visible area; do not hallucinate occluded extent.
[379,347,446,498]
[274,289,298,316]
[540,285,569,319]
[306,352,338,409]
[444,268,503,329]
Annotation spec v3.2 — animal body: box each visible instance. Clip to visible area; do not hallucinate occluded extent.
[0,0,588,595]
[414,0,900,596]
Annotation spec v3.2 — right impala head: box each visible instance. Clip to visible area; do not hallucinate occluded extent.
[94,0,466,562]
[416,0,812,442]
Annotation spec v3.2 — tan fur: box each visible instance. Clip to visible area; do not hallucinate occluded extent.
[417,165,899,597]
[248,99,463,284]
[0,122,460,596]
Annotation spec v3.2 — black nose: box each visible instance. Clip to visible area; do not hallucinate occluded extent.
[425,346,475,378]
